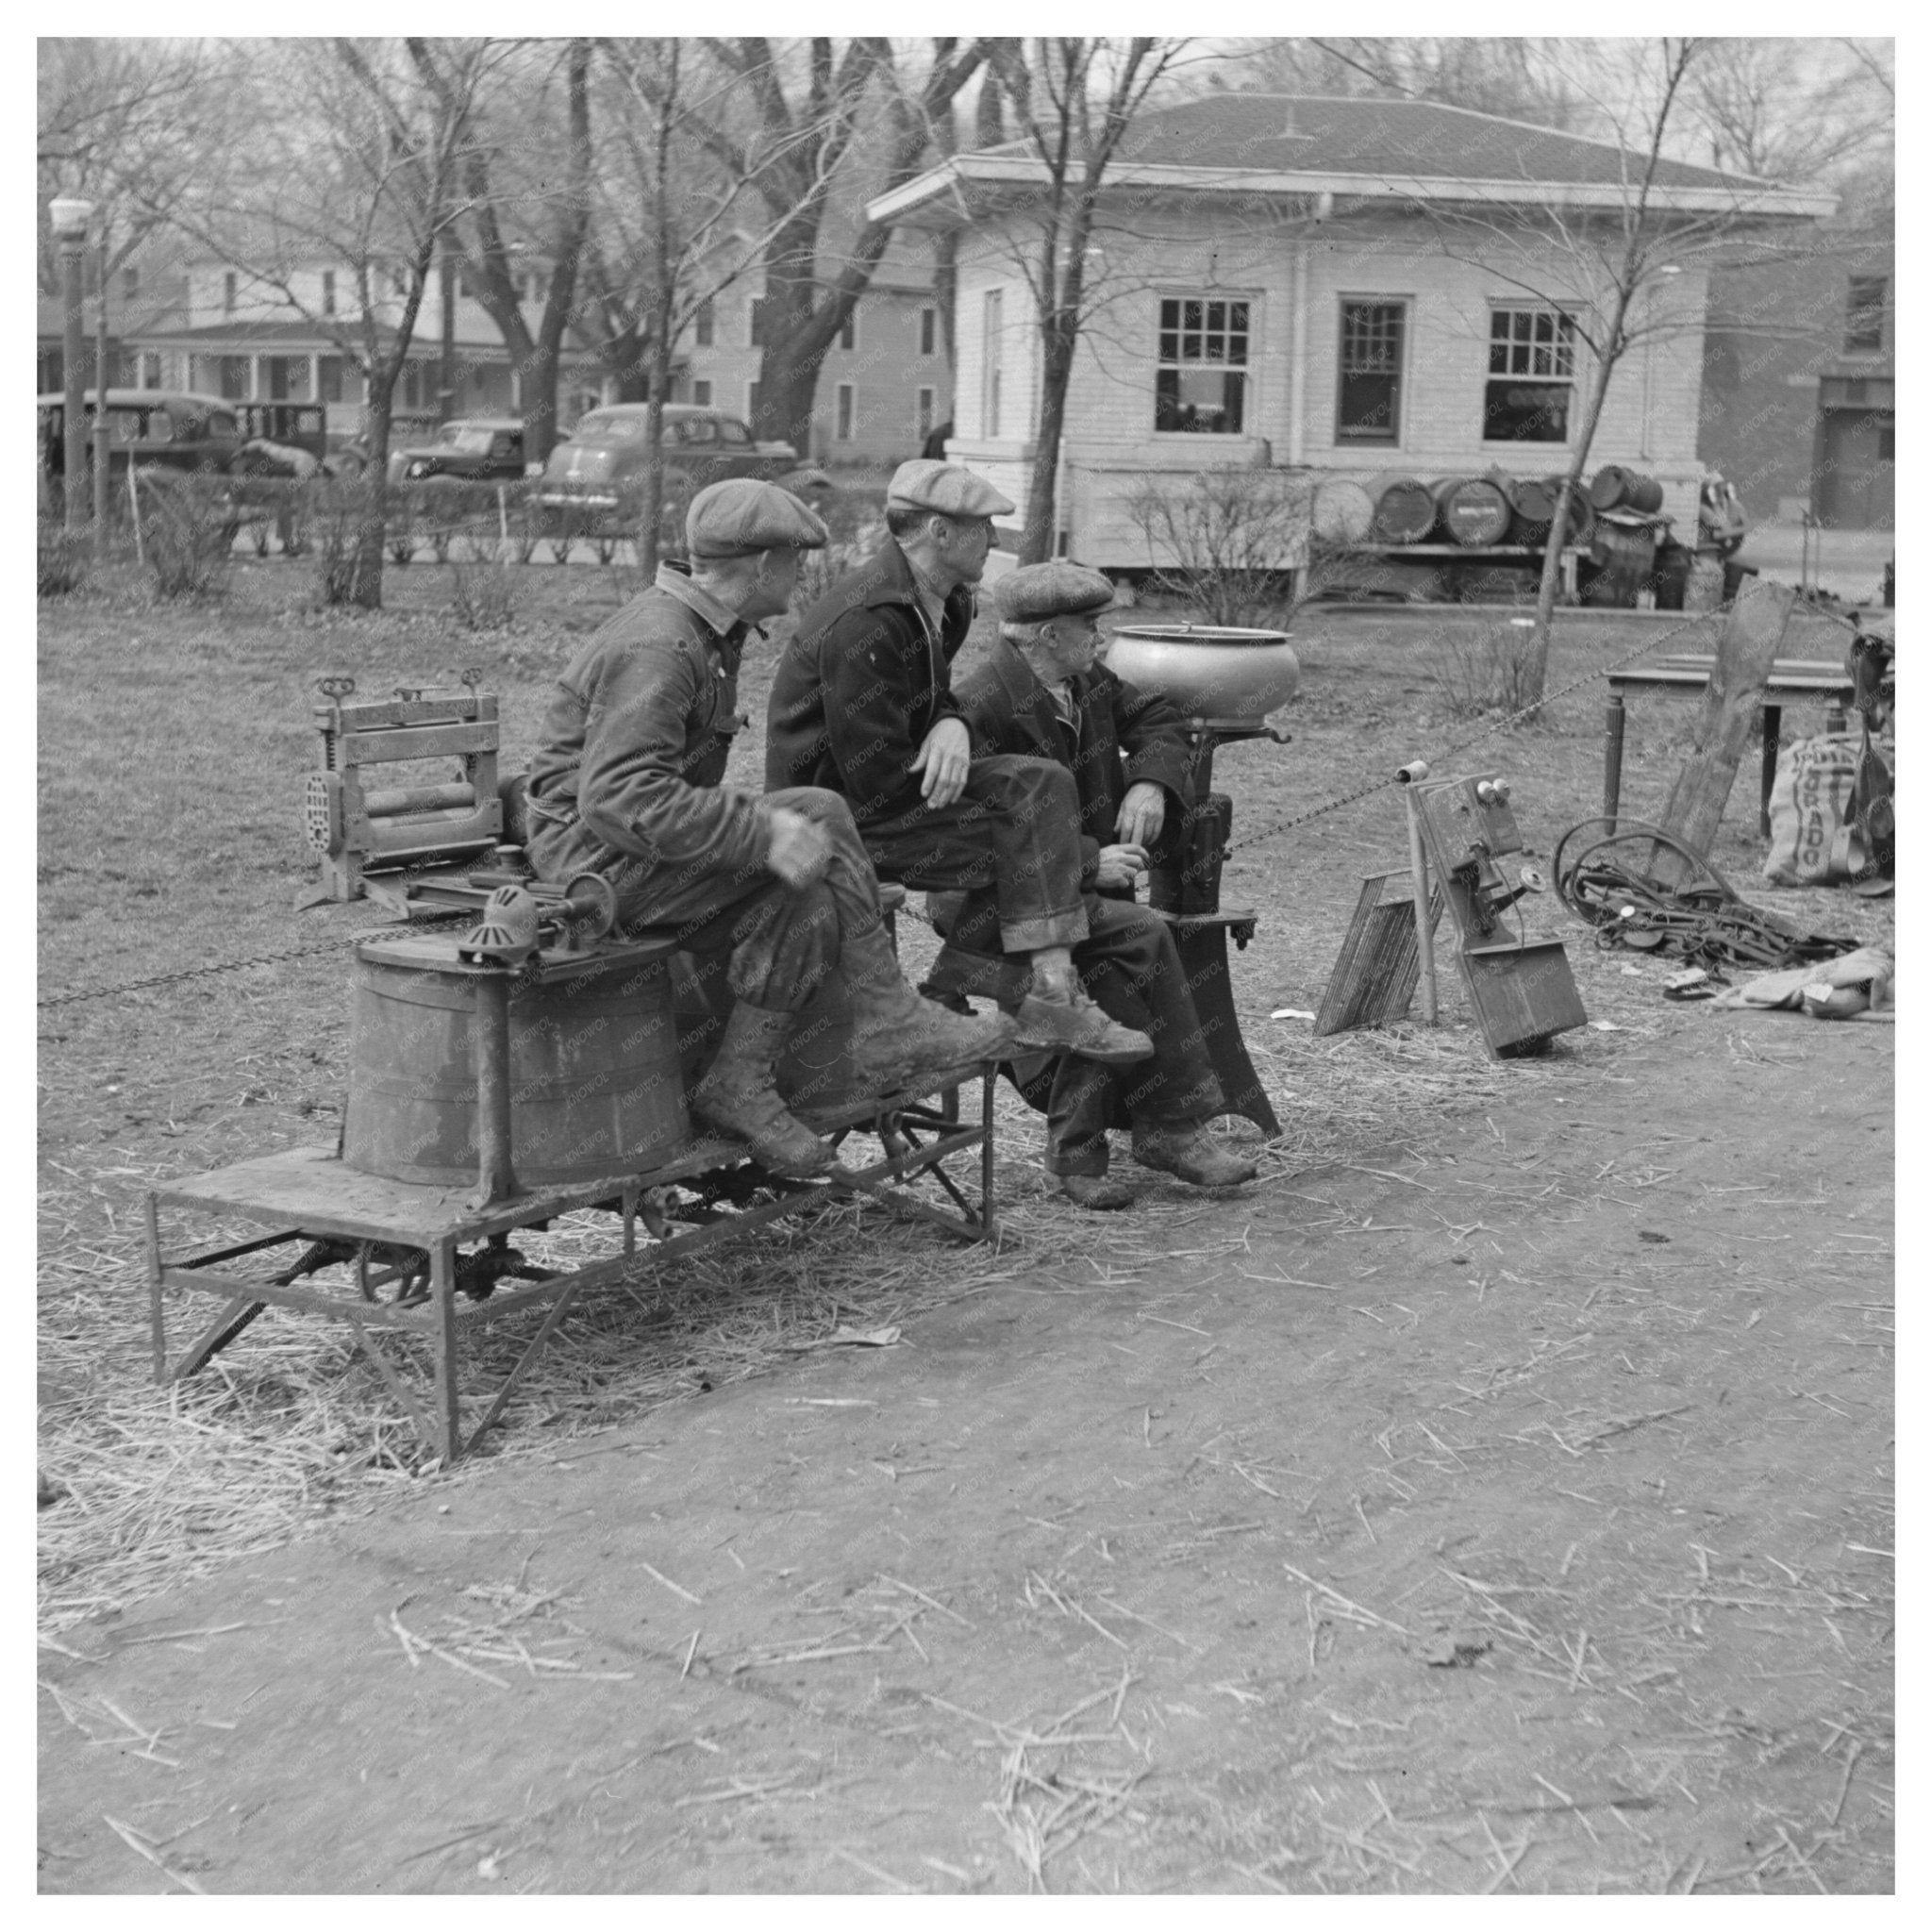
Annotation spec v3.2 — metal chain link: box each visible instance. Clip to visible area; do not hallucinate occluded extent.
[1225,610,1730,856]
[37,919,460,1011]
[40,612,1796,1005]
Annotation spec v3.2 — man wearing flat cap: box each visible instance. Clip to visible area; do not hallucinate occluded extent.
[525,477,1012,1178]
[930,561,1258,1208]
[764,460,1152,1066]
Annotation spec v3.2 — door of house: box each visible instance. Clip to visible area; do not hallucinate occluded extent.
[1816,408,1895,529]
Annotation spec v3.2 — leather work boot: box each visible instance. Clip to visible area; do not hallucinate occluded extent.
[1011,990,1155,1065]
[1130,1121,1259,1189]
[842,924,1018,1091]
[691,1003,836,1178]
[1059,1173,1136,1211]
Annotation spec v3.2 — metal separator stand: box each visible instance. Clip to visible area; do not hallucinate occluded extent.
[145,1071,999,1465]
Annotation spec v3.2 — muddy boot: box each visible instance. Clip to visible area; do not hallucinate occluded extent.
[842,924,1018,1092]
[1012,989,1155,1065]
[691,1003,836,1178]
[1059,1172,1136,1210]
[1130,1120,1258,1188]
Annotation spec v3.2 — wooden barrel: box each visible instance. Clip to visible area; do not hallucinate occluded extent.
[1507,475,1558,541]
[342,948,689,1186]
[1545,476,1596,547]
[1370,475,1437,543]
[1589,465,1665,514]
[1310,477,1375,545]
[1589,463,1633,510]
[1433,475,1513,546]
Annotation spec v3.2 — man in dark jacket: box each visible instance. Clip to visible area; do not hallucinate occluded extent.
[765,459,1151,1067]
[936,561,1259,1208]
[525,478,1011,1178]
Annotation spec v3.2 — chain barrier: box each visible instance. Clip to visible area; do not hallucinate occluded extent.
[1224,609,1734,857]
[37,918,463,1012]
[42,608,1828,1007]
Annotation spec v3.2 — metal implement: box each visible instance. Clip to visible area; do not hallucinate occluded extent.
[1405,770,1587,1058]
[1553,819,1860,974]
[147,1070,1000,1467]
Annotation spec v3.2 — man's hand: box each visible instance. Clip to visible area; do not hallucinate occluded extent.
[910,715,972,809]
[1094,842,1149,892]
[764,807,832,888]
[1116,781,1167,850]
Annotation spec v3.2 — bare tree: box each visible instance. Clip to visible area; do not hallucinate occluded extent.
[143,37,506,606]
[1686,37,1892,186]
[976,37,1190,563]
[445,38,593,467]
[671,38,989,454]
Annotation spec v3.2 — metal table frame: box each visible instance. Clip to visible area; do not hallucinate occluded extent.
[1602,657,1855,839]
[146,1070,999,1465]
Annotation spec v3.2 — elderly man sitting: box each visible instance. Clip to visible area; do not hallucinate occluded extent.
[932,561,1260,1208]
[524,478,1012,1179]
[765,459,1151,1067]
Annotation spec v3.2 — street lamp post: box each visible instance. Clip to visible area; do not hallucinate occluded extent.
[93,225,113,558]
[50,195,95,534]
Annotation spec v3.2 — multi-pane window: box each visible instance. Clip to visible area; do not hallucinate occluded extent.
[1485,305,1577,442]
[916,386,935,441]
[694,299,714,348]
[1337,301,1405,443]
[981,289,1004,439]
[223,271,237,315]
[839,311,857,353]
[1845,276,1888,354]
[692,378,712,407]
[122,265,140,301]
[919,308,937,356]
[322,270,337,316]
[318,357,344,405]
[746,380,761,425]
[835,382,856,441]
[1156,296,1248,434]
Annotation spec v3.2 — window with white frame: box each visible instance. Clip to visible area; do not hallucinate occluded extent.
[839,310,857,353]
[981,289,1003,439]
[1845,276,1888,355]
[835,382,856,441]
[746,380,761,425]
[919,307,937,356]
[1156,295,1248,433]
[692,378,712,407]
[1485,305,1577,442]
[223,271,237,315]
[322,269,337,316]
[916,386,935,442]
[1336,300,1406,444]
[694,298,714,348]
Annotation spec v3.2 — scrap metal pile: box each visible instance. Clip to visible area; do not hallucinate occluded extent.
[1553,820,1860,976]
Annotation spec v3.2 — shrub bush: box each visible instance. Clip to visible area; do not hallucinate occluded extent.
[132,467,235,599]
[1124,468,1312,629]
[448,533,517,631]
[308,477,387,607]
[1428,620,1543,723]
[37,520,90,597]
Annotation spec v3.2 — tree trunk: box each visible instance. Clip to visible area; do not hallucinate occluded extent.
[352,379,393,609]
[1657,575,1796,860]
[1023,315,1075,563]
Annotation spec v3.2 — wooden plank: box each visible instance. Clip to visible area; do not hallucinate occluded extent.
[1314,872,1445,1037]
[341,722,499,763]
[1657,576,1799,860]
[317,696,497,732]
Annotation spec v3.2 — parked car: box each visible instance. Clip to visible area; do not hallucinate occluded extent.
[386,417,527,487]
[37,388,243,483]
[237,402,330,465]
[528,404,802,547]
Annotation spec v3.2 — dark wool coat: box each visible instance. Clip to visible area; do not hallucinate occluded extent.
[951,636,1194,851]
[763,538,974,823]
[525,564,765,879]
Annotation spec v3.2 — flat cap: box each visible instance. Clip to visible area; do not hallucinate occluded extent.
[885,458,1015,521]
[993,560,1116,625]
[686,478,829,558]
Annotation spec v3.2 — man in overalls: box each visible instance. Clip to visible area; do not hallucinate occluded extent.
[525,478,1011,1177]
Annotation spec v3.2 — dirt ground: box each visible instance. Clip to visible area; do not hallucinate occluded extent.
[39,558,1894,1893]
[39,1011,1892,1893]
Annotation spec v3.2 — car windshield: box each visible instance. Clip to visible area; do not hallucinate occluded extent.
[572,411,649,444]
[437,426,497,454]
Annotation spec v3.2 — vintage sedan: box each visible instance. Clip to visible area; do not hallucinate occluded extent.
[385,417,527,487]
[527,404,806,548]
